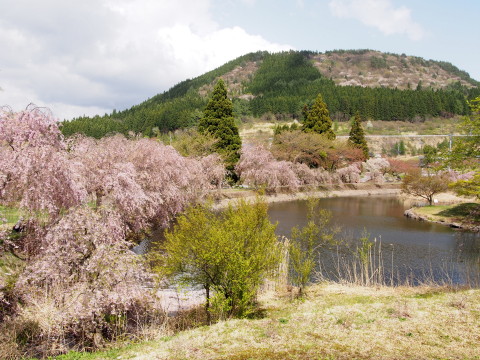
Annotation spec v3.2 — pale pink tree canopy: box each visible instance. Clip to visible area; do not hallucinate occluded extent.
[236,145,367,192]
[1,106,224,225]
[1,107,227,344]
[69,135,224,232]
[0,106,86,216]
[1,107,226,255]
[15,206,155,341]
[236,145,300,192]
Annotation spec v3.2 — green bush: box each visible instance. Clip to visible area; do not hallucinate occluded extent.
[156,198,281,320]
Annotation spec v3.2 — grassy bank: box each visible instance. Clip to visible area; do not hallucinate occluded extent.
[43,283,480,360]
[409,203,480,230]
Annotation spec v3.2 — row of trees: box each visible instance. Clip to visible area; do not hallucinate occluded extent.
[249,80,470,121]
[0,106,227,356]
[236,144,418,193]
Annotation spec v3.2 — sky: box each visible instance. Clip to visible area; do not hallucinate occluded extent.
[0,0,478,120]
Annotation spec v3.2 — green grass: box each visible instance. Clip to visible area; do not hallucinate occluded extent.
[37,284,480,360]
[240,117,461,139]
[362,118,462,136]
[415,203,480,225]
[22,342,148,360]
[437,203,480,221]
[0,205,20,227]
[42,344,144,360]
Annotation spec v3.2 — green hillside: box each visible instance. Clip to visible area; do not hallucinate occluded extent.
[60,50,480,138]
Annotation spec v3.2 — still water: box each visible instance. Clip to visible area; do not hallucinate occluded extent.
[268,196,480,285]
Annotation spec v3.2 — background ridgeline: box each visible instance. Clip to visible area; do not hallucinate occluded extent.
[61,50,480,139]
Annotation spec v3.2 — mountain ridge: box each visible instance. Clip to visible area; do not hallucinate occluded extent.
[153,49,479,104]
[61,49,480,138]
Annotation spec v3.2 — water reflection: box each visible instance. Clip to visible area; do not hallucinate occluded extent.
[268,195,480,286]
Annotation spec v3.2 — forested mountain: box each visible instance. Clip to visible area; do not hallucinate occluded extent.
[61,50,480,138]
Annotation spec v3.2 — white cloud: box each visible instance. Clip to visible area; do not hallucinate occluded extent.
[329,0,425,41]
[0,0,291,119]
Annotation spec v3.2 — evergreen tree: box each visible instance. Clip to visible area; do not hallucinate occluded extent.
[198,79,242,173]
[302,94,336,140]
[348,112,369,159]
[398,140,406,156]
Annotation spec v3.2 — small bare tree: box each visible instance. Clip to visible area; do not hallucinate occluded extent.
[401,169,449,205]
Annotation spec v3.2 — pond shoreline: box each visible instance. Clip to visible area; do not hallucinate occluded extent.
[215,183,478,231]
[214,182,403,208]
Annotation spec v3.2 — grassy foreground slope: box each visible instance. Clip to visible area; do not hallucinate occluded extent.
[51,284,480,360]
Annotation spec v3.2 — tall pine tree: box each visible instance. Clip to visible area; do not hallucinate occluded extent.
[302,94,336,140]
[198,79,242,174]
[348,112,369,159]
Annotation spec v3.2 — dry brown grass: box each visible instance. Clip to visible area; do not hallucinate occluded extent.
[238,118,461,155]
[67,283,480,360]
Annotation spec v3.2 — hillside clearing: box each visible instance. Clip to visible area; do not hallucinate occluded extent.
[238,118,464,152]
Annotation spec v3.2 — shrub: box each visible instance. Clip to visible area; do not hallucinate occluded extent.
[387,158,418,176]
[157,198,280,320]
[272,130,363,170]
[272,130,332,168]
[165,128,218,157]
[289,198,338,296]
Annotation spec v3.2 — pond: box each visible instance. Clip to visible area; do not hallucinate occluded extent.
[268,195,480,286]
